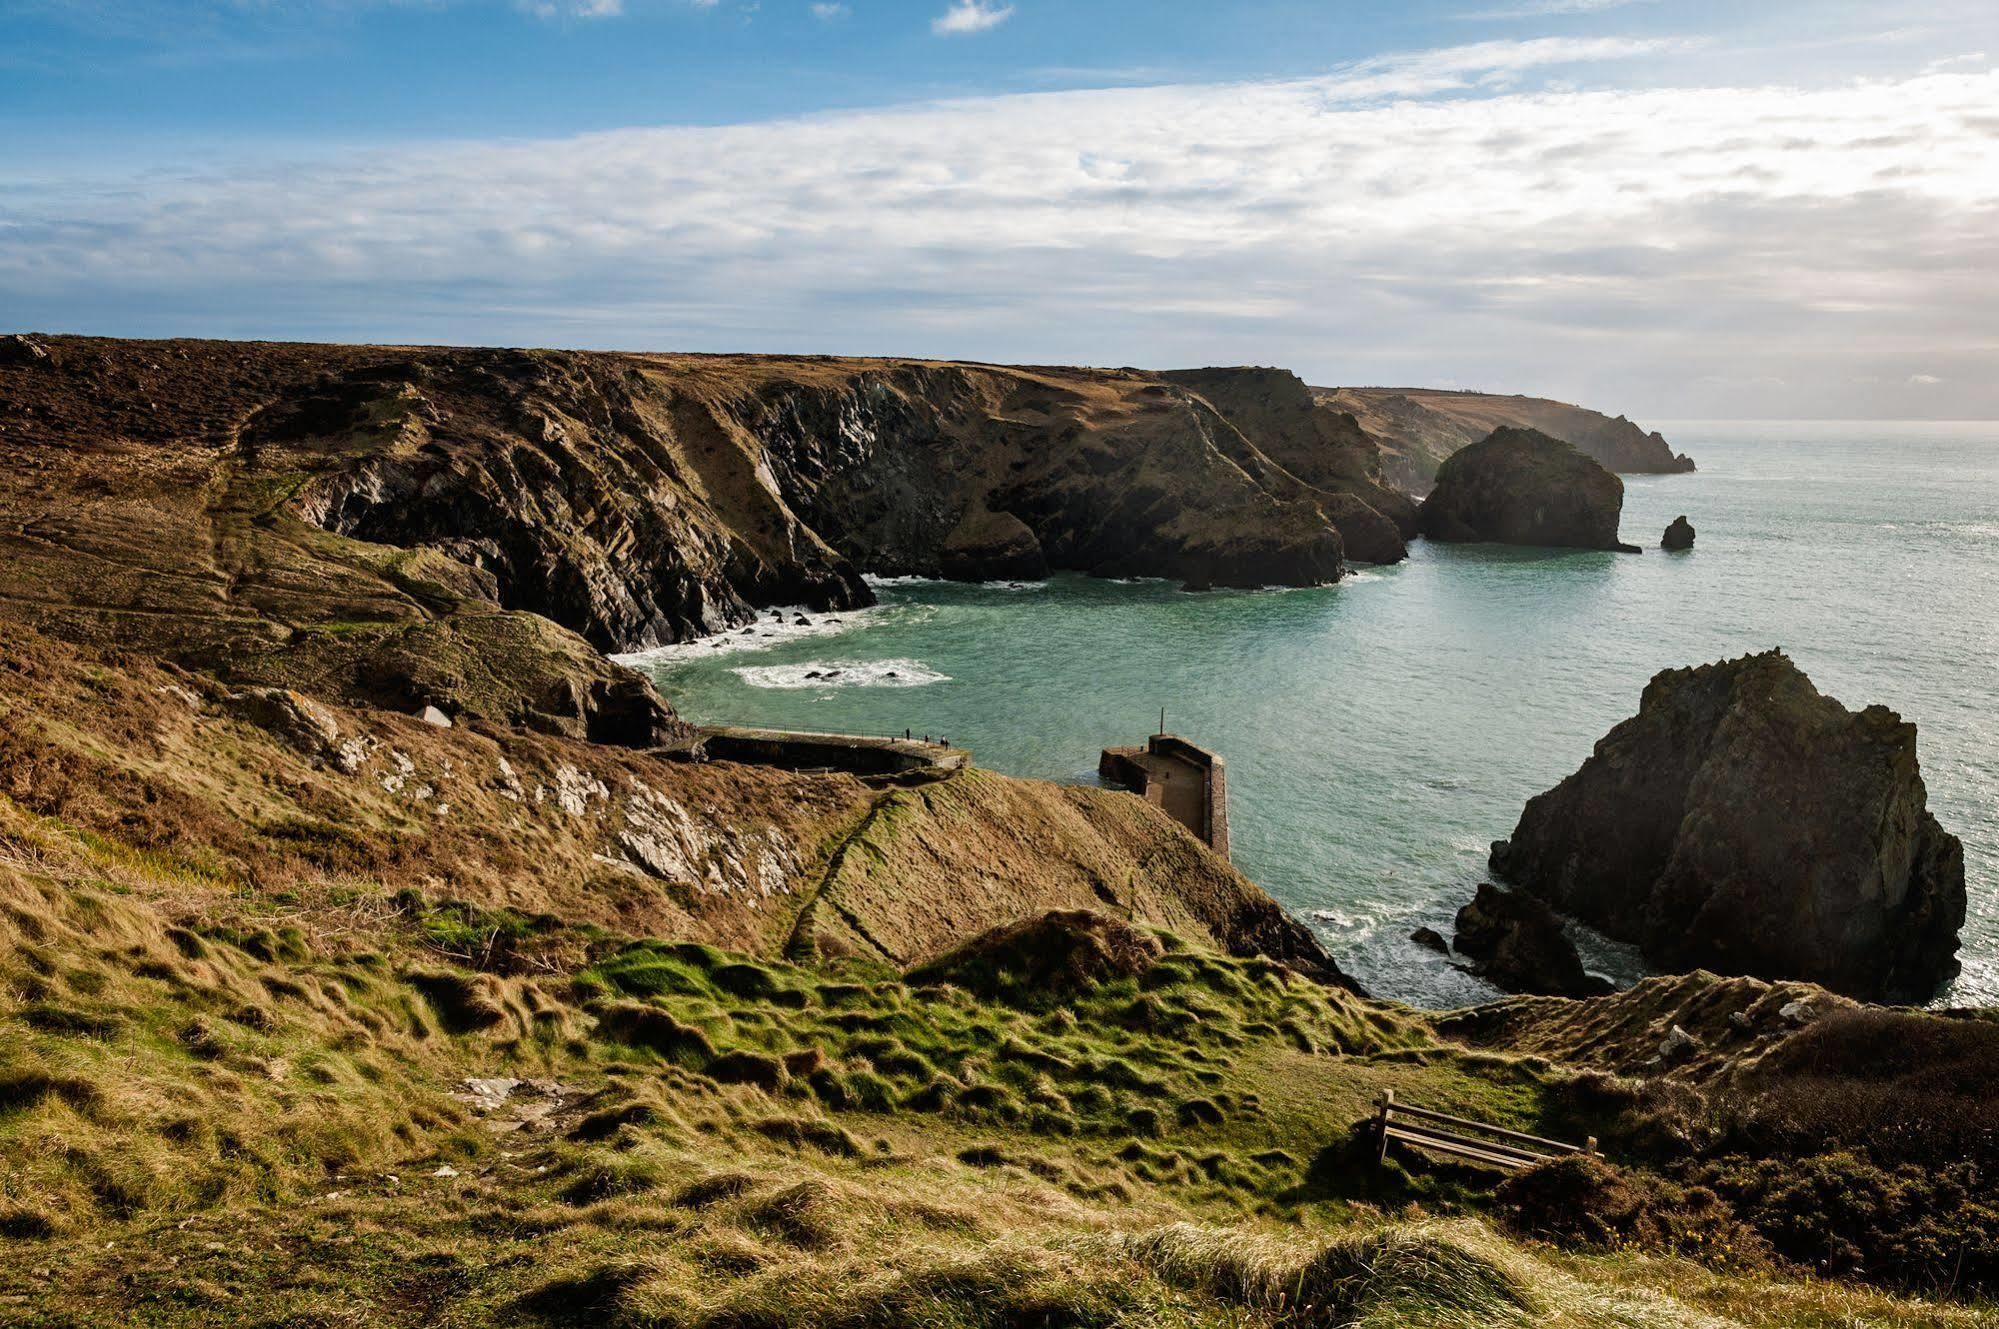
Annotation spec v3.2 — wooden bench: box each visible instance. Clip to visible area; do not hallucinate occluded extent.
[1374,1090,1595,1172]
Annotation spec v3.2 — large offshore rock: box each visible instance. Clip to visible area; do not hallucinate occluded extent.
[1416,427,1636,551]
[1490,651,1966,1001]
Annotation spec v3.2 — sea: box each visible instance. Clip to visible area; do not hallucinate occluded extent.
[621,422,1999,1009]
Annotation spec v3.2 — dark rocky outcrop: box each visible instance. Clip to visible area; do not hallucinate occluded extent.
[1410,926,1449,954]
[1490,651,1966,1001]
[938,507,1048,581]
[1662,516,1695,551]
[1157,367,1418,564]
[0,334,51,366]
[1453,882,1610,998]
[1416,427,1637,551]
[1320,385,1695,494]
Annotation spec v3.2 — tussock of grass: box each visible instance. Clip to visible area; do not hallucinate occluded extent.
[1127,1219,1538,1328]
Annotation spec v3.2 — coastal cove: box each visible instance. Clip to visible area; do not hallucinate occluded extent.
[627,421,1999,1008]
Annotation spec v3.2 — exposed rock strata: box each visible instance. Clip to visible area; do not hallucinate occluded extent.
[4,340,1417,683]
[745,360,1369,588]
[1490,651,1966,1001]
[1417,427,1636,551]
[1453,882,1610,998]
[0,616,1331,982]
[1320,385,1695,494]
[1157,367,1418,564]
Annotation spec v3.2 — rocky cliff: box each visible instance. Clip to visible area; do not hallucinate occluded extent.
[1490,651,1966,1001]
[1320,386,1694,494]
[1416,427,1636,551]
[0,333,1352,981]
[1,339,1425,679]
[1156,367,1417,564]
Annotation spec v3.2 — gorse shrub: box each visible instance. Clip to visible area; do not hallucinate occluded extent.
[1687,1151,1999,1294]
[1495,1156,1771,1271]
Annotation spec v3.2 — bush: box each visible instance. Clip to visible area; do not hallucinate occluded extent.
[708,1050,789,1092]
[1495,1156,1768,1270]
[906,911,1162,1010]
[406,969,507,1033]
[1689,1151,1999,1292]
[1723,1008,1999,1168]
[1129,1219,1538,1327]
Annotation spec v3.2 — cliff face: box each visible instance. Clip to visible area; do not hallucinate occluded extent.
[732,359,1361,589]
[1490,651,1966,1001]
[1320,386,1694,494]
[1155,367,1417,564]
[2,340,1424,688]
[0,334,1351,983]
[1416,427,1634,551]
[281,353,875,653]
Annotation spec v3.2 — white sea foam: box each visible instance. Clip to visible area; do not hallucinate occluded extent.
[609,604,882,667]
[864,574,1048,593]
[733,659,950,689]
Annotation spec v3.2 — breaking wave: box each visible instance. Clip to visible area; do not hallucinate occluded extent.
[732,659,950,689]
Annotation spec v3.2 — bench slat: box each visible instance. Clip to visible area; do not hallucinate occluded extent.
[1383,1127,1537,1171]
[1383,1102,1584,1155]
[1386,1121,1549,1167]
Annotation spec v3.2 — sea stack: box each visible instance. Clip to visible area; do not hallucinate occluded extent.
[1416,427,1637,552]
[1662,516,1695,551]
[1489,651,1966,1002]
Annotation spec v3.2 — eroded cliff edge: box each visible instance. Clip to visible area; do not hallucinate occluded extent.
[0,338,1424,676]
[1321,385,1695,494]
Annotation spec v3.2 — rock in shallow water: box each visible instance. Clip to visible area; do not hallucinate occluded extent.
[1489,649,1966,1002]
[1663,515,1696,551]
[1452,882,1611,998]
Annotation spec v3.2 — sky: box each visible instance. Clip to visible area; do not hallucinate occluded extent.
[2,0,1996,418]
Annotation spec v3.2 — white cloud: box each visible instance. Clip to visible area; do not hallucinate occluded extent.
[810,2,849,18]
[931,0,1010,37]
[4,45,1995,417]
[1464,0,1659,18]
[520,0,625,17]
[1910,373,1945,384]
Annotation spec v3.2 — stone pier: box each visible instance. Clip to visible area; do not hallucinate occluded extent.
[694,725,967,783]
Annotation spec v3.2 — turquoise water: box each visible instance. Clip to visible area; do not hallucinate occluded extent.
[627,423,1999,1008]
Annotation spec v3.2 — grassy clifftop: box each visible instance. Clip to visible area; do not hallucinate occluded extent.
[1,780,1987,1327]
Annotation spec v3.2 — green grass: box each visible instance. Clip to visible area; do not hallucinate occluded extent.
[0,818,1991,1327]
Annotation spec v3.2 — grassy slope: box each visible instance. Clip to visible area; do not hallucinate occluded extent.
[1,769,1988,1327]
